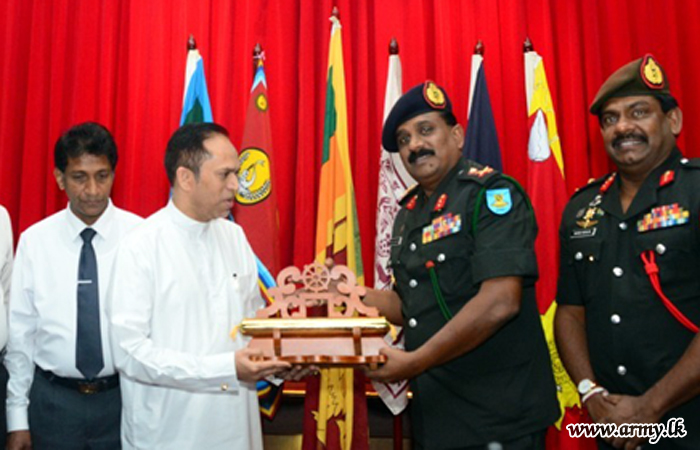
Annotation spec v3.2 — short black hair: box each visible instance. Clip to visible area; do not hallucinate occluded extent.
[655,94,679,113]
[164,122,230,185]
[54,122,118,172]
[440,111,458,127]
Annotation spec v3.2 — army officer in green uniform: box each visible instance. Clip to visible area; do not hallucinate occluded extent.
[555,55,700,449]
[364,81,558,449]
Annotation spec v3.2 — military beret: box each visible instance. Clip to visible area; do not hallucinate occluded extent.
[382,80,454,152]
[590,54,677,115]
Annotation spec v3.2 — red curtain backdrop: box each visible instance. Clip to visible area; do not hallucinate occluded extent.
[1,0,699,286]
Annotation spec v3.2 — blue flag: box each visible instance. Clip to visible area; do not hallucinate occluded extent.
[463,63,503,171]
[180,49,213,126]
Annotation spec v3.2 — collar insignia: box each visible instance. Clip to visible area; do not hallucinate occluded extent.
[406,195,417,211]
[659,170,675,187]
[433,194,447,212]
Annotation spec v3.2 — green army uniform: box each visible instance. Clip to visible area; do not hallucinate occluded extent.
[390,157,559,449]
[557,149,700,449]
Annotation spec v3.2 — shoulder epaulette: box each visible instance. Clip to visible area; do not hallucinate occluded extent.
[398,183,420,205]
[679,157,700,169]
[458,163,499,185]
[570,174,609,199]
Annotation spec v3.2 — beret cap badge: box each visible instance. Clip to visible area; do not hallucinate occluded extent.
[423,81,447,109]
[641,55,664,89]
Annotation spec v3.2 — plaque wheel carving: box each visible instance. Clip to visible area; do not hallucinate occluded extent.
[302,262,331,293]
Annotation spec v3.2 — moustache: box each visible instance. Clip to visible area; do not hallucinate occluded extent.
[612,132,648,149]
[408,148,436,164]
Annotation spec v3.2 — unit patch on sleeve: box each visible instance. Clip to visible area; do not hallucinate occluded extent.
[486,188,512,215]
[422,213,462,244]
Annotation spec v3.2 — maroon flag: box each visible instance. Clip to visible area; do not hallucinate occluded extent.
[234,49,281,275]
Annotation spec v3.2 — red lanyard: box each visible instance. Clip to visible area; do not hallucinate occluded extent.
[594,172,697,333]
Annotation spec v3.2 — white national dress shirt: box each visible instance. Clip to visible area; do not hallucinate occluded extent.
[107,200,264,450]
[6,201,142,431]
[0,205,13,351]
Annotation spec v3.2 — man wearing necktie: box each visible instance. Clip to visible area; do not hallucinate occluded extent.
[5,123,142,450]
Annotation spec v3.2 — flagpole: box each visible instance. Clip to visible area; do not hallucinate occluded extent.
[389,39,404,450]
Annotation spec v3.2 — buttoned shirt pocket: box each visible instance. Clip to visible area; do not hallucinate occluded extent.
[421,232,471,299]
[633,225,698,295]
[566,239,603,305]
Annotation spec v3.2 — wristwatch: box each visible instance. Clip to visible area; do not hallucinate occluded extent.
[577,378,598,396]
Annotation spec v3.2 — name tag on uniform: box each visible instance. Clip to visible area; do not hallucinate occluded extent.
[637,203,689,233]
[571,228,597,239]
[422,213,461,244]
[390,236,403,246]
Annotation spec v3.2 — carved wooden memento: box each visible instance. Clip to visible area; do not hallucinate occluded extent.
[239,262,389,368]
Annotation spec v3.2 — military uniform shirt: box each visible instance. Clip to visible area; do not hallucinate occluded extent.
[557,148,700,449]
[390,158,558,449]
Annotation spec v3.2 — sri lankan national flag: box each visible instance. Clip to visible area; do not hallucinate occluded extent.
[302,14,368,450]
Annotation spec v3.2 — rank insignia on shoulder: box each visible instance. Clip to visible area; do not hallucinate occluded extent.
[422,213,462,244]
[467,166,494,178]
[637,203,689,232]
[486,188,512,215]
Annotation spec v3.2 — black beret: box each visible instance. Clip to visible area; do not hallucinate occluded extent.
[382,80,453,152]
[590,54,677,115]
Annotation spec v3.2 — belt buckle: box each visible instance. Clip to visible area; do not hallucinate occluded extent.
[78,382,99,395]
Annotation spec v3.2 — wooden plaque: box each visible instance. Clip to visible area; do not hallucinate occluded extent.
[239,262,389,368]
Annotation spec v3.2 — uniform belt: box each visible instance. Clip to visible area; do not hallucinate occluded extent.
[36,366,119,395]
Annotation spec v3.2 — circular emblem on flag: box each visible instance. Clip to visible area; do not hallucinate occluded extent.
[423,81,446,109]
[235,148,272,205]
[256,93,268,112]
[641,55,665,89]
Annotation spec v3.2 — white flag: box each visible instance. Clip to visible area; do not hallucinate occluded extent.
[372,48,413,415]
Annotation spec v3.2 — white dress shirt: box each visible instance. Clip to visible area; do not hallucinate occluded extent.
[0,205,13,351]
[6,201,142,431]
[107,201,263,450]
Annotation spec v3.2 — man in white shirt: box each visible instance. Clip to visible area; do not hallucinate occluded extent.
[0,204,13,445]
[107,122,292,450]
[6,122,142,450]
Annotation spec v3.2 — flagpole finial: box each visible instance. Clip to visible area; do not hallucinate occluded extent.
[331,6,339,19]
[254,43,263,59]
[474,40,484,56]
[187,34,197,51]
[253,43,264,72]
[389,38,399,55]
[523,37,534,53]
